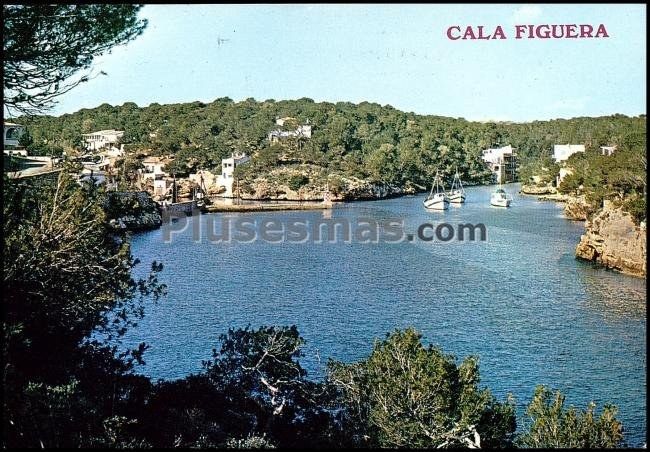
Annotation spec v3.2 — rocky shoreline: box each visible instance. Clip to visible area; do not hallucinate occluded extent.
[237,174,409,202]
[521,185,646,278]
[104,191,162,231]
[575,201,646,277]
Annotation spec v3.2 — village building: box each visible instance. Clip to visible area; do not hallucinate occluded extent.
[82,129,125,152]
[140,156,174,197]
[552,144,585,185]
[216,152,250,197]
[553,144,585,162]
[268,117,312,143]
[556,167,575,186]
[4,122,25,150]
[481,145,518,183]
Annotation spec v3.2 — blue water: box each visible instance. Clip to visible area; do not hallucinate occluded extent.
[121,183,646,446]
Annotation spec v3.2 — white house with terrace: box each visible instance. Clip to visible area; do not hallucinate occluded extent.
[82,129,124,152]
[553,144,585,163]
[481,145,517,183]
[553,144,585,186]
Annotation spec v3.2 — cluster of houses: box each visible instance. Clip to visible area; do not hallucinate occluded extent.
[551,144,617,185]
[6,118,618,200]
[268,117,312,143]
[480,142,617,186]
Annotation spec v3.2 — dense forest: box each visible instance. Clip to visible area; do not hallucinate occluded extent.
[15,98,646,191]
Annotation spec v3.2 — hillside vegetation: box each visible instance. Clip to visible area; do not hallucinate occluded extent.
[17,99,645,192]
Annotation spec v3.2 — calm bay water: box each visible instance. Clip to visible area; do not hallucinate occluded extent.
[122,183,646,446]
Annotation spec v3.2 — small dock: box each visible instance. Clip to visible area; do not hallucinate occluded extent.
[160,200,197,214]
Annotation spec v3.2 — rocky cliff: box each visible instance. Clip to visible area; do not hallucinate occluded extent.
[563,195,595,221]
[104,191,162,231]
[520,184,557,195]
[575,202,646,277]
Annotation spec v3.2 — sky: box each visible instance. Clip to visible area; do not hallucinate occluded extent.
[46,4,646,122]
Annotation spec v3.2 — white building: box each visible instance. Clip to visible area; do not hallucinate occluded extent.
[216,152,251,197]
[140,156,174,197]
[141,156,173,178]
[97,146,124,165]
[82,129,124,151]
[553,144,585,163]
[268,117,312,143]
[556,167,575,186]
[481,145,517,183]
[4,122,25,149]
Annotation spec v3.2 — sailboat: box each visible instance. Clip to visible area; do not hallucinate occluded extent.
[447,168,466,204]
[194,172,210,209]
[490,181,512,207]
[423,170,450,210]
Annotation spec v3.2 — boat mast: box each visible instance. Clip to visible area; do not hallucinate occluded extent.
[437,171,445,194]
[456,166,464,193]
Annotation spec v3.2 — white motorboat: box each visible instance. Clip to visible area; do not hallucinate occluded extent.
[447,168,466,204]
[490,187,512,207]
[423,171,450,210]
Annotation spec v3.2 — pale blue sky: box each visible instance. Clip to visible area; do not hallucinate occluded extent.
[49,4,645,122]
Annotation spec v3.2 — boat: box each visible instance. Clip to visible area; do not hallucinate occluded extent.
[490,185,512,207]
[195,189,206,208]
[423,171,450,210]
[447,168,466,204]
[194,172,211,210]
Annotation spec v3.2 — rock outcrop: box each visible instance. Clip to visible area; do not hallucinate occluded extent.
[238,168,406,201]
[575,202,646,277]
[335,177,404,200]
[563,195,594,221]
[520,184,557,195]
[105,191,162,231]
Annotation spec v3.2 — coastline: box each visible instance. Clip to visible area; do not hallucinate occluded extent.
[202,201,338,213]
[519,185,646,278]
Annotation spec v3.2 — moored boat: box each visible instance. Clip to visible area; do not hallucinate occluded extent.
[424,171,450,210]
[447,168,466,204]
[490,187,512,207]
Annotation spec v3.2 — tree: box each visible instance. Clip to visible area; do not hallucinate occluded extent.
[328,328,517,448]
[2,171,165,447]
[197,326,341,448]
[3,4,147,115]
[516,385,624,448]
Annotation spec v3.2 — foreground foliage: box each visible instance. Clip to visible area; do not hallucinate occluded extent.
[328,328,516,448]
[517,386,624,448]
